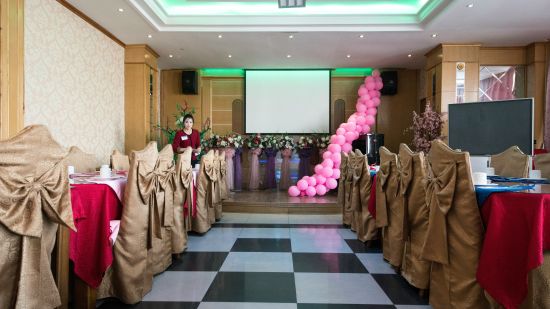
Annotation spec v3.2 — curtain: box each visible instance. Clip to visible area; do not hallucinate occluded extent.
[279,148,293,190]
[263,148,278,189]
[249,148,262,190]
[479,67,516,102]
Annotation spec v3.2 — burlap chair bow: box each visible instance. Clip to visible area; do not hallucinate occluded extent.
[137,159,176,249]
[422,162,456,265]
[338,154,351,225]
[0,162,76,237]
[376,160,392,228]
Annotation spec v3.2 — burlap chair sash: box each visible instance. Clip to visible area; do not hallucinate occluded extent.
[395,157,413,237]
[351,154,365,212]
[0,162,76,237]
[339,154,351,225]
[376,160,392,227]
[178,162,194,216]
[421,162,456,265]
[137,159,176,249]
[345,152,356,208]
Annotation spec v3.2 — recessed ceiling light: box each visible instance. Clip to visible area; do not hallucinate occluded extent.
[466,3,474,8]
[408,54,412,58]
[169,54,173,58]
[218,34,223,38]
[359,34,365,38]
[147,34,152,38]
[289,34,294,39]
[228,54,232,58]
[286,54,292,58]
[346,54,351,58]
[431,33,438,38]
[118,8,124,12]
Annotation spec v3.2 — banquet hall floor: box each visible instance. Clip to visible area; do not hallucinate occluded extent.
[98,213,431,309]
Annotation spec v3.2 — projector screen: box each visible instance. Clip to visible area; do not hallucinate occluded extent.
[245,70,330,134]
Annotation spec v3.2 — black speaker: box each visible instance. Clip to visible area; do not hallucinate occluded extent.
[351,133,384,165]
[182,71,198,94]
[380,71,398,95]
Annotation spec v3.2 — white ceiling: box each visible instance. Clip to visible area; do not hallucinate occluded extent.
[66,0,550,70]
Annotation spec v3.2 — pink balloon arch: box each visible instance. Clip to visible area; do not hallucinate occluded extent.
[288,69,384,197]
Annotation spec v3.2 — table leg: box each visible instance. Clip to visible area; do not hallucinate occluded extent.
[53,225,70,309]
[74,276,97,309]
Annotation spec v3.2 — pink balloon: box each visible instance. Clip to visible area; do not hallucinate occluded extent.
[321,167,333,178]
[365,76,374,84]
[366,108,377,116]
[356,115,366,125]
[356,103,367,113]
[314,164,324,174]
[288,186,300,197]
[372,70,381,77]
[334,161,341,169]
[303,176,310,181]
[330,152,341,163]
[345,122,356,132]
[297,180,308,191]
[315,184,327,196]
[375,76,383,83]
[355,124,362,133]
[365,115,375,126]
[376,81,383,90]
[358,85,367,96]
[366,81,375,91]
[353,131,360,139]
[307,176,317,187]
[316,174,326,185]
[342,143,352,153]
[348,115,357,123]
[328,144,341,154]
[336,128,346,136]
[332,169,341,179]
[335,135,346,145]
[330,134,340,144]
[322,151,333,160]
[362,125,371,133]
[326,177,338,189]
[306,186,317,197]
[368,90,379,98]
[344,131,355,142]
[365,100,374,108]
[322,158,334,168]
[372,97,381,106]
[360,93,371,101]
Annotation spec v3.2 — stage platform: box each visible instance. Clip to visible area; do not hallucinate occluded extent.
[222,189,340,214]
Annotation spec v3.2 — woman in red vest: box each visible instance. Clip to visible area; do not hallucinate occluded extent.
[172,114,201,166]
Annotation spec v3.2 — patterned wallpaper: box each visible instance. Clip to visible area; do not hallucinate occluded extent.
[24,0,124,164]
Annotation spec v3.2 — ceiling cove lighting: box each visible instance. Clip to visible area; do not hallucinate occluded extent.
[279,0,305,8]
[200,68,374,78]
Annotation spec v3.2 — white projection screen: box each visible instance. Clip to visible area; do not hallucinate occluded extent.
[245,70,330,134]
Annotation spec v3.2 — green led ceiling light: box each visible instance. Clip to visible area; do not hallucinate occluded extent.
[200,68,373,78]
[158,0,427,16]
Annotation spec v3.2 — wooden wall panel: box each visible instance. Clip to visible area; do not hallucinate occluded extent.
[0,0,25,139]
[376,69,419,152]
[480,47,526,65]
[160,71,419,151]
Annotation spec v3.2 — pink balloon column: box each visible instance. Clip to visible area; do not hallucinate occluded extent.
[288,69,384,197]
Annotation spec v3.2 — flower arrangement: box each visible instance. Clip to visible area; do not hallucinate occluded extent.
[156,101,211,146]
[296,136,315,150]
[261,135,280,150]
[409,100,445,153]
[278,135,295,151]
[246,134,263,149]
[226,133,244,149]
[315,134,331,150]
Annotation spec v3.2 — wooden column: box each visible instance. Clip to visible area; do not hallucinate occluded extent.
[124,45,159,153]
[526,43,547,148]
[0,0,25,139]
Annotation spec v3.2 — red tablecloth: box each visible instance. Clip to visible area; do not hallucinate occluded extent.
[368,174,377,218]
[477,192,550,309]
[70,184,122,288]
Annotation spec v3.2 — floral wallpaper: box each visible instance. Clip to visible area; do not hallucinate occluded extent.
[24,0,124,164]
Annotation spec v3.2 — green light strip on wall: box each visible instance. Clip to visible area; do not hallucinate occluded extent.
[200,68,373,77]
[200,68,245,77]
[331,68,373,77]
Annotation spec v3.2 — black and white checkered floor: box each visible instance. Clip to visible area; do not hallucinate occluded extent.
[99,213,431,309]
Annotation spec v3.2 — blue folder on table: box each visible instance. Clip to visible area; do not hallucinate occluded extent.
[475,184,535,206]
[487,175,550,184]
